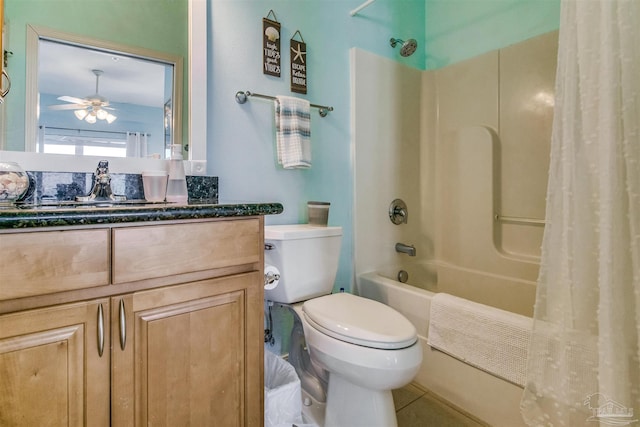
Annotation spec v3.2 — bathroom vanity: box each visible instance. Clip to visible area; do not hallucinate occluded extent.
[0,202,282,426]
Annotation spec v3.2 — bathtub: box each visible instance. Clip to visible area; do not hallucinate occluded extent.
[356,271,528,427]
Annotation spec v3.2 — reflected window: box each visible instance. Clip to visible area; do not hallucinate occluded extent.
[38,126,151,158]
[37,39,173,159]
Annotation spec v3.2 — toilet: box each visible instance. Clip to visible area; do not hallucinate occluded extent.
[264,224,422,427]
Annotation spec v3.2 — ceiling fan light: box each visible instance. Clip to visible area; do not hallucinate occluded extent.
[106,113,117,124]
[74,109,88,120]
[85,113,97,124]
[96,108,108,120]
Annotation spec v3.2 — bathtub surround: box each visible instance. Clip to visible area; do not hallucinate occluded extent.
[354,30,558,318]
[521,1,640,425]
[353,30,559,425]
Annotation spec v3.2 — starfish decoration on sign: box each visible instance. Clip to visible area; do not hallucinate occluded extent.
[291,43,306,63]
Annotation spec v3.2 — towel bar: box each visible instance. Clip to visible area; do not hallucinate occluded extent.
[235,90,333,117]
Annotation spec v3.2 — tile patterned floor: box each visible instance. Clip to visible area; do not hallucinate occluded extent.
[393,383,488,427]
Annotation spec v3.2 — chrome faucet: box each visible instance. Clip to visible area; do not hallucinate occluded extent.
[395,242,416,256]
[76,160,126,202]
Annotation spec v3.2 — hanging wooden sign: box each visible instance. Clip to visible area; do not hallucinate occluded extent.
[262,10,281,77]
[290,30,307,94]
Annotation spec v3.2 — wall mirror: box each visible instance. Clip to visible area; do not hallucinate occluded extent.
[27,26,182,160]
[1,0,207,172]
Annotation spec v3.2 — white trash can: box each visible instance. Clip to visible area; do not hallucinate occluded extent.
[264,351,304,427]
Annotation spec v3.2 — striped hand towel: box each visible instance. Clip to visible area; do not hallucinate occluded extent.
[275,95,311,169]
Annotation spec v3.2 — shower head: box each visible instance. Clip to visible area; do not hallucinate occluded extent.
[390,37,417,57]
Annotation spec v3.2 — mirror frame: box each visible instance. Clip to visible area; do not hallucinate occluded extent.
[25,24,183,156]
[1,0,206,175]
[187,0,206,170]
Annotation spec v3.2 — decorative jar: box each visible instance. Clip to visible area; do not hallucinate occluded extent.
[0,162,30,205]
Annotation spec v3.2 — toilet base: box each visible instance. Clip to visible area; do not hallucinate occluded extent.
[324,373,397,427]
[301,388,325,426]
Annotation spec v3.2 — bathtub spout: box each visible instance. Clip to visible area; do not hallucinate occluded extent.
[395,242,416,256]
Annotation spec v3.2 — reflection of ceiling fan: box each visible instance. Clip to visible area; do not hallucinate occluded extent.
[49,69,117,124]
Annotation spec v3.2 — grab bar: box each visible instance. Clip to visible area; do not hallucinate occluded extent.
[494,214,546,226]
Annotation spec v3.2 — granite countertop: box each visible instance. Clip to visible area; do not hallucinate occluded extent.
[0,201,284,229]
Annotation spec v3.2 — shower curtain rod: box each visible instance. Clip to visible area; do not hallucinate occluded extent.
[235,90,334,117]
[39,126,147,136]
[350,0,377,16]
[39,125,132,136]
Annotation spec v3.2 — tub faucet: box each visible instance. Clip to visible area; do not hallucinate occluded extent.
[395,242,416,257]
[76,160,126,202]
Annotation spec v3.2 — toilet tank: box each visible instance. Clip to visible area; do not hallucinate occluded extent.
[264,224,342,304]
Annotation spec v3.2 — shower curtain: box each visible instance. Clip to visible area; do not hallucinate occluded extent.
[520,0,640,426]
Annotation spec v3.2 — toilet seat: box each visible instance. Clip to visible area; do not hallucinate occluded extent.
[302,293,417,350]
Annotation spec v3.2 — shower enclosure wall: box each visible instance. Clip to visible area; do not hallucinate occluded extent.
[352,31,559,423]
[353,30,558,316]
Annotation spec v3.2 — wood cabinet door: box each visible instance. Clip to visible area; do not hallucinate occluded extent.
[0,299,110,427]
[112,272,263,426]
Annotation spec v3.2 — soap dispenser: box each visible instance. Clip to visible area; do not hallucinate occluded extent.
[165,144,188,204]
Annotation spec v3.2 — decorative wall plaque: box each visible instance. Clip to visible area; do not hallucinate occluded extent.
[262,10,281,77]
[290,30,307,94]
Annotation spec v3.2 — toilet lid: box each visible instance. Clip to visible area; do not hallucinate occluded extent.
[302,293,417,350]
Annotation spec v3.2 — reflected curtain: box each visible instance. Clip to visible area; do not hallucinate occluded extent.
[126,132,148,158]
[521,0,640,426]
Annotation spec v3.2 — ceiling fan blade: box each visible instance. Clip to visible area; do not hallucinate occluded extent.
[57,95,86,104]
[48,103,86,110]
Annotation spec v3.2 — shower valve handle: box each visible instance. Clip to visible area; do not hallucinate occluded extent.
[389,199,408,224]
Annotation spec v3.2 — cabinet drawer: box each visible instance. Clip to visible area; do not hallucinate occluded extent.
[0,229,110,300]
[112,219,261,284]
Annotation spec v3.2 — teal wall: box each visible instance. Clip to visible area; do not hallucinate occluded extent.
[425,0,560,69]
[207,0,559,291]
[5,0,186,52]
[208,0,425,290]
[3,0,187,151]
